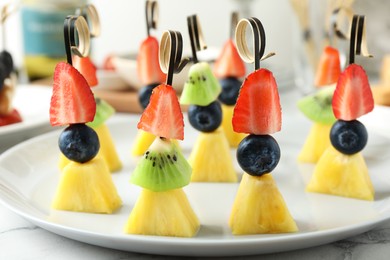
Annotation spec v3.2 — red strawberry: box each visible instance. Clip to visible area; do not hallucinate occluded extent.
[214,39,246,79]
[50,62,96,126]
[233,68,281,135]
[138,84,184,140]
[332,64,374,120]
[137,36,166,85]
[314,46,341,87]
[102,54,116,71]
[0,109,22,126]
[73,56,98,87]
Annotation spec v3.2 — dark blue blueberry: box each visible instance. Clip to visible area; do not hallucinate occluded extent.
[59,123,100,163]
[330,119,367,155]
[218,77,242,105]
[237,134,280,176]
[188,101,222,132]
[0,50,14,78]
[138,83,160,109]
[0,63,6,90]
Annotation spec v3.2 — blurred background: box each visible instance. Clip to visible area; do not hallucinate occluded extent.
[0,0,388,89]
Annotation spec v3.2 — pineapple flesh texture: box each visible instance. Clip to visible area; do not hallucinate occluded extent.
[58,124,122,173]
[131,130,156,156]
[189,127,237,182]
[124,188,200,237]
[52,157,122,213]
[229,173,298,235]
[307,146,374,200]
[221,104,246,147]
[94,123,122,172]
[298,123,332,163]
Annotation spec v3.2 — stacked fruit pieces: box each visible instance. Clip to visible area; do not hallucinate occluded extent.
[297,46,341,163]
[125,84,199,237]
[180,62,237,182]
[50,62,122,213]
[229,68,298,234]
[58,55,122,172]
[372,55,390,106]
[214,38,247,147]
[307,64,375,200]
[0,51,22,126]
[131,35,166,156]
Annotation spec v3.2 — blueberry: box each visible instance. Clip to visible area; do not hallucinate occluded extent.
[138,83,159,109]
[218,77,242,105]
[188,101,222,132]
[330,120,368,155]
[59,123,100,163]
[237,134,281,176]
[0,63,6,90]
[0,50,14,77]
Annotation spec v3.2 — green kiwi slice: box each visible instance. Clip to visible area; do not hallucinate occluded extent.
[180,62,222,106]
[87,98,115,128]
[130,137,192,192]
[297,86,336,125]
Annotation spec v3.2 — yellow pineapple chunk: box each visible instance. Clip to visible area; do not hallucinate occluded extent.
[229,173,298,235]
[52,157,122,213]
[298,123,332,163]
[189,127,237,182]
[307,146,374,200]
[94,123,122,172]
[124,188,199,237]
[221,104,246,147]
[131,130,156,156]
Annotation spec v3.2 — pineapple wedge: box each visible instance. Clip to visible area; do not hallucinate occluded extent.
[124,188,200,237]
[58,123,122,173]
[307,146,374,200]
[298,123,332,163]
[221,104,246,147]
[189,127,237,182]
[52,157,122,213]
[131,130,156,156]
[229,173,298,235]
[94,123,122,172]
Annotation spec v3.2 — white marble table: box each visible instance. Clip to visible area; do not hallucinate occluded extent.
[1,204,390,259]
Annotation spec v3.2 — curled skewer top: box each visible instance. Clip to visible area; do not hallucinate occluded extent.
[145,0,159,37]
[235,17,275,71]
[159,30,189,86]
[187,14,207,64]
[76,4,101,38]
[230,12,239,39]
[349,14,372,65]
[63,15,90,65]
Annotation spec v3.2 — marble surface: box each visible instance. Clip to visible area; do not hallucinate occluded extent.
[1,205,390,259]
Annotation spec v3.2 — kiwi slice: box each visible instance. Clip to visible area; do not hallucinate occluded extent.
[297,86,336,124]
[87,98,115,128]
[130,137,192,192]
[180,62,222,106]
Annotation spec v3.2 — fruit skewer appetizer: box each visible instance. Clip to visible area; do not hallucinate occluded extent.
[125,30,199,237]
[51,16,121,213]
[0,5,22,127]
[307,15,375,201]
[297,47,340,163]
[229,18,297,235]
[180,15,237,182]
[213,12,247,147]
[131,0,166,156]
[59,4,122,173]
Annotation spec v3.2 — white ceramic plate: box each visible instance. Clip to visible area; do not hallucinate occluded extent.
[0,85,52,152]
[0,113,390,257]
[361,105,390,139]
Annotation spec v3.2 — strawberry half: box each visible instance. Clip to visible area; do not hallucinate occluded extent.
[233,68,281,135]
[0,108,22,126]
[137,36,166,85]
[213,39,246,79]
[138,84,184,140]
[50,62,96,126]
[314,46,341,87]
[73,56,98,87]
[332,64,374,121]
